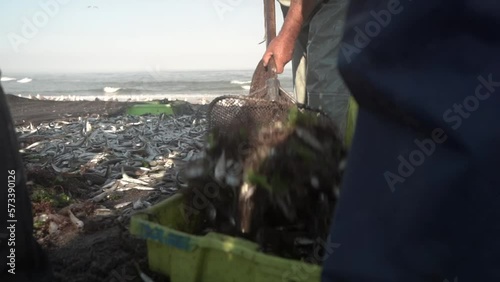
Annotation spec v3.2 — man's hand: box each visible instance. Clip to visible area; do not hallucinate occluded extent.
[261,0,318,74]
[262,34,295,74]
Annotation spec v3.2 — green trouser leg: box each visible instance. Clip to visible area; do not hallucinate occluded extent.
[306,0,350,139]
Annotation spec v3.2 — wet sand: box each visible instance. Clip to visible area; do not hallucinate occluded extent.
[6,95,135,125]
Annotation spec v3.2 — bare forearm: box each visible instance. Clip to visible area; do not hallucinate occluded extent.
[262,0,318,72]
[279,0,318,42]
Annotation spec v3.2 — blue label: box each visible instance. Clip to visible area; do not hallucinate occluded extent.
[164,233,192,251]
[140,223,192,251]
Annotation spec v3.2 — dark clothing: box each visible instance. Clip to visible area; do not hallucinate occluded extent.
[0,78,53,281]
[323,1,500,281]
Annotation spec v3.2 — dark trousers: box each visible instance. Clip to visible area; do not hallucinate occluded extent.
[323,1,500,281]
[0,79,53,281]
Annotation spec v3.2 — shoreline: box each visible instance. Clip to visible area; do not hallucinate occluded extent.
[6,94,206,126]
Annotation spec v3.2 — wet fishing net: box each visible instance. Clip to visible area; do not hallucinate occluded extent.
[183,75,346,263]
[207,78,328,140]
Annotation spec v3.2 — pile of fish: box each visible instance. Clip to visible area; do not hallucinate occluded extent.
[17,103,345,262]
[182,107,346,262]
[16,111,207,220]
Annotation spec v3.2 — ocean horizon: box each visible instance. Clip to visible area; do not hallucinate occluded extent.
[0,70,294,101]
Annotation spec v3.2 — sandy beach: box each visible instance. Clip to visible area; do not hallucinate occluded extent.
[6,94,212,125]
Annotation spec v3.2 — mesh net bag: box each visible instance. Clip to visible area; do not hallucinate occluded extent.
[186,77,345,261]
[207,78,333,141]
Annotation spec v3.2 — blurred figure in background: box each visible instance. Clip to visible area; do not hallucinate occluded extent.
[0,73,53,281]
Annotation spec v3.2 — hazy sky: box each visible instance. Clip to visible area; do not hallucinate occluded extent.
[0,0,285,73]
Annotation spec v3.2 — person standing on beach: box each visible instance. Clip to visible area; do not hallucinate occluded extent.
[0,75,54,281]
[264,0,351,138]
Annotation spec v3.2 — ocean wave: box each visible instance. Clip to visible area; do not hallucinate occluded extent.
[240,85,250,90]
[17,78,32,83]
[101,87,158,94]
[104,87,120,93]
[1,77,16,82]
[230,80,251,85]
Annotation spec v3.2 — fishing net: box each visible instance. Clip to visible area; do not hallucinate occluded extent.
[184,76,346,262]
[207,78,332,141]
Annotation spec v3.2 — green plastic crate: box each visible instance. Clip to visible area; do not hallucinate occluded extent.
[126,104,174,116]
[130,193,322,282]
